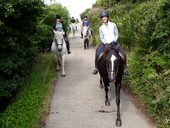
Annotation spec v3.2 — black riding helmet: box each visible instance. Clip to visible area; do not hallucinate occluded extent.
[56,14,61,19]
[100,10,109,19]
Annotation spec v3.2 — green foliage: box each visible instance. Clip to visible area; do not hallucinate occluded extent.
[0,0,70,105]
[0,0,44,100]
[80,8,91,20]
[0,53,56,128]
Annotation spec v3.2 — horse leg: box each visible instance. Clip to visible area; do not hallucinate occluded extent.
[55,55,60,71]
[115,83,122,127]
[87,40,89,49]
[74,30,75,38]
[72,31,74,39]
[99,76,103,89]
[84,40,86,49]
[103,78,110,106]
[61,54,66,77]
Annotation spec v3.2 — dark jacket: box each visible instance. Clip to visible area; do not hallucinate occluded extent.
[82,19,90,27]
[71,19,76,23]
[52,21,67,36]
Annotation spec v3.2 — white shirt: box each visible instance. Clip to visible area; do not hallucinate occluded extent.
[99,21,119,44]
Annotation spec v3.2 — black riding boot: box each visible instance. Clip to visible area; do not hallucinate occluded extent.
[81,32,83,38]
[122,57,130,76]
[46,38,53,52]
[64,37,71,54]
[92,53,99,75]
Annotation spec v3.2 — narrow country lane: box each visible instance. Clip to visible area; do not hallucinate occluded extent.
[45,23,156,128]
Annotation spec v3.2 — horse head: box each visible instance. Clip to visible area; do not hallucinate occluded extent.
[83,26,89,37]
[53,30,64,51]
[104,44,121,83]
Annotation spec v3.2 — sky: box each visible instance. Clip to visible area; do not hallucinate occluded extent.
[43,0,97,21]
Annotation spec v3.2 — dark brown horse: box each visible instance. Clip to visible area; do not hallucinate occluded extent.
[98,43,124,127]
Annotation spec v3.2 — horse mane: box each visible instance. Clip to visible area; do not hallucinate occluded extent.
[104,44,118,53]
[54,31,64,39]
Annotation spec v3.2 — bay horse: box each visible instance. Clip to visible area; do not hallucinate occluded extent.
[98,43,124,127]
[82,26,91,49]
[69,23,76,39]
[51,30,66,77]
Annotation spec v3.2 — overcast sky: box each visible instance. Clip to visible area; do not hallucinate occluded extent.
[43,0,97,21]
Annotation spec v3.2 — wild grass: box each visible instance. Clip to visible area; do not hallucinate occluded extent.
[0,53,56,128]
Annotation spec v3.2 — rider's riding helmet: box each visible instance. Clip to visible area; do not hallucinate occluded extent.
[100,10,109,19]
[84,15,88,18]
[72,17,74,18]
[56,14,61,19]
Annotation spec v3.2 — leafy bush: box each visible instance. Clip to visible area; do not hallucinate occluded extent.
[0,0,44,101]
[0,53,56,128]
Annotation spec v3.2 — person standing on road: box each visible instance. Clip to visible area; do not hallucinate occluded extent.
[92,10,130,76]
[46,14,71,54]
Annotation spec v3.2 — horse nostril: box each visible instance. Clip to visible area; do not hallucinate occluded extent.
[58,48,62,51]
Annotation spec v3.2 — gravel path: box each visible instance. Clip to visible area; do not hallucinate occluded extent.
[45,24,156,128]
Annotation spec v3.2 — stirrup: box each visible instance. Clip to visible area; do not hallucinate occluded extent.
[124,69,130,76]
[92,68,98,75]
[46,48,51,52]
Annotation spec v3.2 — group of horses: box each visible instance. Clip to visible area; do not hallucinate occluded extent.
[50,24,124,127]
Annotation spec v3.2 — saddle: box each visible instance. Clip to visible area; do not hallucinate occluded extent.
[98,43,125,62]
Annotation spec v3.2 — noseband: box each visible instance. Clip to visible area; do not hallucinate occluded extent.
[54,38,63,51]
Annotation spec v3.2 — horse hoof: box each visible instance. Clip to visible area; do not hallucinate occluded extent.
[99,84,103,89]
[105,100,110,106]
[116,120,122,127]
[108,86,111,92]
[61,74,66,77]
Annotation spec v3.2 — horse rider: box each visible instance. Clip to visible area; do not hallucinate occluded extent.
[70,17,77,30]
[46,14,71,54]
[71,17,76,23]
[81,15,93,38]
[92,10,130,76]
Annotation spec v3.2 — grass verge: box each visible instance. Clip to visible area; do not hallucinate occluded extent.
[0,53,56,128]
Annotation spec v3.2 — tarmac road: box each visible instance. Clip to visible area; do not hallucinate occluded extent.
[45,23,156,128]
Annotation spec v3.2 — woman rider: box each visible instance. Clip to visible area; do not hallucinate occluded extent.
[92,10,130,76]
[46,14,71,54]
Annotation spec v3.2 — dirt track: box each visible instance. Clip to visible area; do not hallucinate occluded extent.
[45,23,156,128]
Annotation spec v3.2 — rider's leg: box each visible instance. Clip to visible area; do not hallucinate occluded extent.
[64,36,71,54]
[118,46,130,76]
[81,31,83,38]
[92,44,105,75]
[89,28,94,36]
[46,36,53,52]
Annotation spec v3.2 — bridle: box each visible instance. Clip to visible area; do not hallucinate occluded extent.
[54,38,63,51]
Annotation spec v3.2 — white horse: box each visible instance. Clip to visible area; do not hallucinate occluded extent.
[82,26,91,49]
[69,23,76,38]
[51,30,66,77]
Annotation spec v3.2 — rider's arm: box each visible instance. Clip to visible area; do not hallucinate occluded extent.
[61,22,67,33]
[52,22,56,30]
[99,26,107,44]
[82,20,85,26]
[87,20,90,27]
[113,23,119,42]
